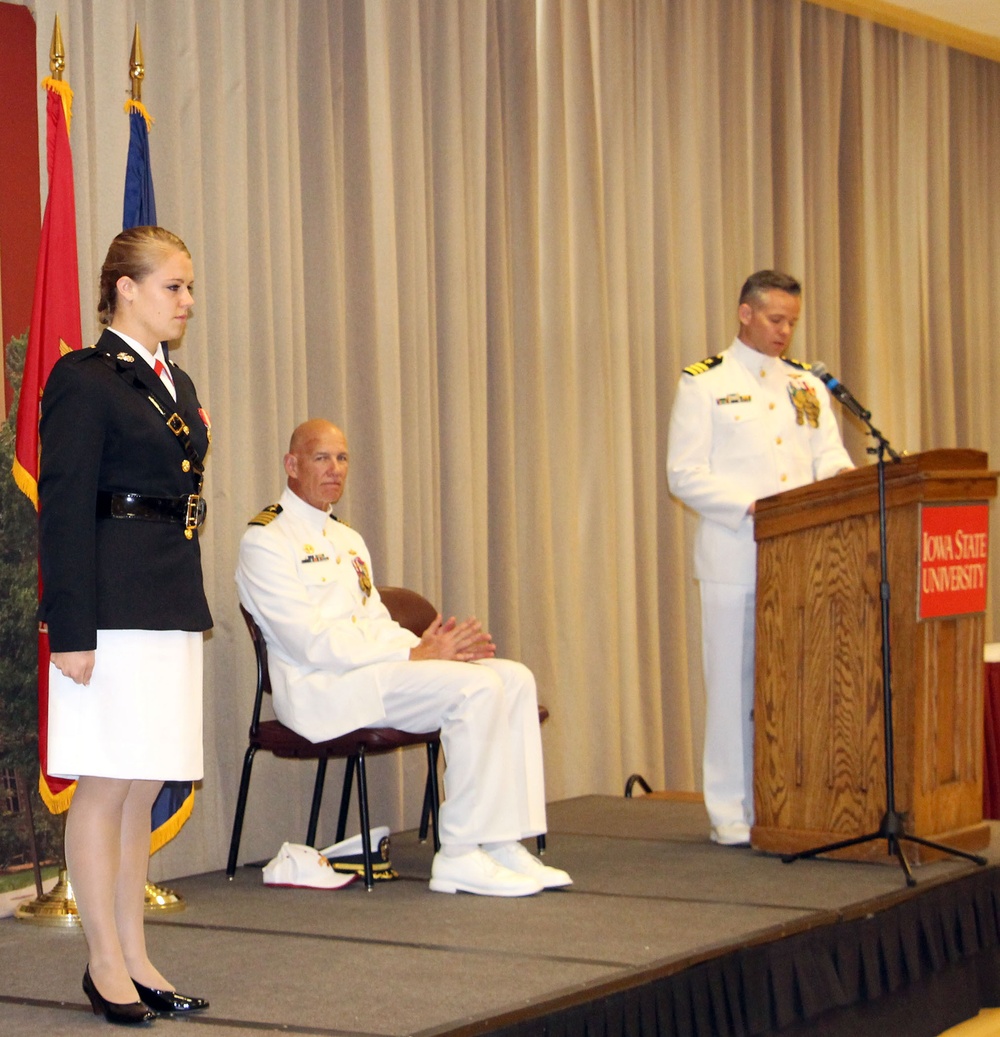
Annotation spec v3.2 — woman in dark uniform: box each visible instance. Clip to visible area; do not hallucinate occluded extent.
[39,226,212,1025]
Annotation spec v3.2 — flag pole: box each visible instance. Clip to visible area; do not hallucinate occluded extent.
[126,20,185,914]
[50,14,64,77]
[14,16,79,927]
[130,22,143,101]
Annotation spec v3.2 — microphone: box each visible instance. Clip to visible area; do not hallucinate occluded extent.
[809,361,871,422]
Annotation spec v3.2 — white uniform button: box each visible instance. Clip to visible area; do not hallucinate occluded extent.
[775,437,782,445]
[780,473,788,482]
[769,402,776,410]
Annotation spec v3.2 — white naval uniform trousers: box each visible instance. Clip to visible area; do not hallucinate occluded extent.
[666,337,852,832]
[235,487,547,848]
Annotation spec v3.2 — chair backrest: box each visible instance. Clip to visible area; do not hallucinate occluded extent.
[239,604,272,735]
[377,585,438,638]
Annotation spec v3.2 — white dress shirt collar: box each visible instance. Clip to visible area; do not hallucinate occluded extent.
[279,485,335,534]
[731,335,783,378]
[106,327,164,370]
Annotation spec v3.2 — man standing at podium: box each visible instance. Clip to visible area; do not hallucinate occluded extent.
[666,270,852,846]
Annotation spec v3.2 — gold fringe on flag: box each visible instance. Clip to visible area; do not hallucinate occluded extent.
[124,97,154,132]
[41,76,73,132]
[149,787,194,854]
[11,456,39,507]
[38,769,75,814]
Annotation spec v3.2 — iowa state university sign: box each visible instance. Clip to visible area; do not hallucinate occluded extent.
[919,503,990,620]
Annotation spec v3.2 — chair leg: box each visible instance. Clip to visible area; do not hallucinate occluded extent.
[536,833,546,855]
[418,742,442,851]
[306,756,328,847]
[354,748,374,891]
[226,745,258,878]
[336,756,357,844]
[418,769,432,843]
[427,742,441,852]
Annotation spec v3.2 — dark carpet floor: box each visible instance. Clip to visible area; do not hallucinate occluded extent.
[1,795,995,1037]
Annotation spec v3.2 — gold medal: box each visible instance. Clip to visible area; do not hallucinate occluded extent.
[353,556,373,601]
[787,381,820,428]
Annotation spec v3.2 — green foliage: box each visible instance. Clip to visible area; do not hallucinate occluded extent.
[0,332,62,866]
[0,332,38,770]
[0,864,59,895]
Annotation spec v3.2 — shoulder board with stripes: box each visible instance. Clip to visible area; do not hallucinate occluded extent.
[248,503,282,526]
[683,355,724,376]
[781,357,812,372]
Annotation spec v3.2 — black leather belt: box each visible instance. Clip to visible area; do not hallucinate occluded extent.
[97,491,207,536]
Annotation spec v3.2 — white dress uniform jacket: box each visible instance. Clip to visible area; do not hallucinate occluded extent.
[235,487,418,741]
[667,337,853,585]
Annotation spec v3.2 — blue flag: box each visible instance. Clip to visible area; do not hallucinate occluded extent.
[123,107,157,227]
[122,98,194,853]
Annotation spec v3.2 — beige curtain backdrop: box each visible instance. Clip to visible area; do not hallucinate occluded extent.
[10,0,1000,879]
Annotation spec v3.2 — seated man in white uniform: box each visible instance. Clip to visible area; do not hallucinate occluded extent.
[236,419,571,897]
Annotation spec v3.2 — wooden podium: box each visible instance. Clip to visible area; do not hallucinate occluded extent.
[751,449,996,862]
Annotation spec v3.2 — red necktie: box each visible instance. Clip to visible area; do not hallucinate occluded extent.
[154,359,174,385]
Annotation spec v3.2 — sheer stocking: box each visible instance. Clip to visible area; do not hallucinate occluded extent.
[64,777,171,1003]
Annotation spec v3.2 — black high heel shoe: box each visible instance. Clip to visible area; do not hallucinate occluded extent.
[131,978,209,1013]
[82,967,155,1026]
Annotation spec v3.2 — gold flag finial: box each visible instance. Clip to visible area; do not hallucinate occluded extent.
[49,15,65,80]
[129,23,144,102]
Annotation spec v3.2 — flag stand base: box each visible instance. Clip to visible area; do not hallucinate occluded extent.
[14,868,79,927]
[13,870,185,927]
[144,881,185,912]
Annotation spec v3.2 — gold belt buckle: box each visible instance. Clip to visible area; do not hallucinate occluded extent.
[167,412,190,436]
[184,494,203,539]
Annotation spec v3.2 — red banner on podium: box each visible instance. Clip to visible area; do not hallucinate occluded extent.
[918,503,989,620]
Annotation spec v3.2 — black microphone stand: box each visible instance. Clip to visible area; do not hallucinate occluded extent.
[781,406,987,886]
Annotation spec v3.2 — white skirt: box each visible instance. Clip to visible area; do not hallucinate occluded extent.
[47,629,203,781]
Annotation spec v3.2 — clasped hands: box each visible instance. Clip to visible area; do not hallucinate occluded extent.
[410,615,496,663]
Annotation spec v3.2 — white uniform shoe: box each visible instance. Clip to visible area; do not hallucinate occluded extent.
[710,822,751,847]
[485,841,573,889]
[429,849,542,897]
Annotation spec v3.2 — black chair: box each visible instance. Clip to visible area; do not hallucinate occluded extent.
[227,601,441,890]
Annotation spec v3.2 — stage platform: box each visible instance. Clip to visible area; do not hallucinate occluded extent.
[2,795,1000,1036]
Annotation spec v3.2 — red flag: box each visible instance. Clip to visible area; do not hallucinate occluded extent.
[13,77,82,812]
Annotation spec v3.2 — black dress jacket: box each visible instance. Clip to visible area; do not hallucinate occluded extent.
[38,329,213,653]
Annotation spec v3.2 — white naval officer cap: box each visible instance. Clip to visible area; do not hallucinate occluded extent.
[320,825,397,880]
[319,825,390,861]
[262,842,356,890]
